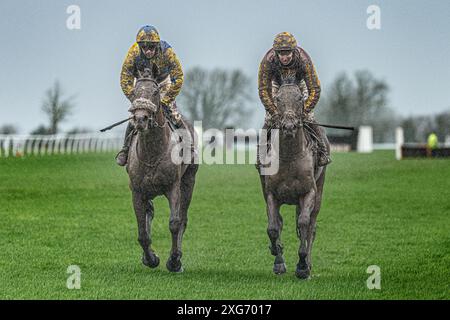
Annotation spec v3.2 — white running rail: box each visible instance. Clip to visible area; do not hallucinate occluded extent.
[0,133,122,157]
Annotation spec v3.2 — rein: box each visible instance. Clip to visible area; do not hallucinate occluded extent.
[149,113,167,128]
[130,76,169,168]
[269,87,309,160]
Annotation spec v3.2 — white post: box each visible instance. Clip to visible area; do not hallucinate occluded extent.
[68,136,74,154]
[33,136,40,155]
[25,136,33,155]
[94,137,99,153]
[56,135,63,154]
[395,127,404,160]
[357,126,373,153]
[444,135,450,147]
[44,137,51,156]
[4,136,11,157]
[74,137,81,154]
[12,137,24,157]
[82,136,90,153]
[48,136,56,155]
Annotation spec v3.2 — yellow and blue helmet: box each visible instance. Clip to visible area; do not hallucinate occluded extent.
[136,25,160,43]
[273,32,297,51]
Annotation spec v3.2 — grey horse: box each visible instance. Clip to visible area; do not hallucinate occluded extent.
[126,69,198,273]
[256,82,329,279]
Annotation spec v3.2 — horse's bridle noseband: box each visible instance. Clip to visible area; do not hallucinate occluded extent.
[272,83,304,131]
[129,77,167,129]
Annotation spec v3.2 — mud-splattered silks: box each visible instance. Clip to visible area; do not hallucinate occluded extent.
[120,40,183,107]
[258,46,321,115]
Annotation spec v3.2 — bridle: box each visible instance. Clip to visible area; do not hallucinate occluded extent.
[271,83,304,131]
[129,77,167,129]
[129,98,167,129]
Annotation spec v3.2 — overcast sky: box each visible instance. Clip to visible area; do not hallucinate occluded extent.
[0,0,449,133]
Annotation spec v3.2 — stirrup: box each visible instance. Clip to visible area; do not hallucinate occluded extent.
[318,153,332,167]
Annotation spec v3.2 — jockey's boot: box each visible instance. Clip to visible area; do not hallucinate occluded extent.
[168,102,184,129]
[317,139,332,167]
[115,122,134,166]
[256,122,271,170]
[309,122,332,167]
[161,101,183,130]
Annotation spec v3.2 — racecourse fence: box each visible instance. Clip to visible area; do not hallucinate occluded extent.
[394,127,450,159]
[1,126,381,158]
[401,143,450,158]
[0,133,122,158]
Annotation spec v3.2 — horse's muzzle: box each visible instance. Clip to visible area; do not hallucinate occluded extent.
[134,115,149,131]
[281,117,300,137]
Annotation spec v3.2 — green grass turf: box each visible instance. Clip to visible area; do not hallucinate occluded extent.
[0,150,449,299]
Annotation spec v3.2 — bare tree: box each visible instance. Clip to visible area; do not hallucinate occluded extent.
[41,81,75,134]
[0,124,18,134]
[401,110,450,143]
[316,72,354,127]
[316,70,398,142]
[30,125,51,135]
[67,127,92,134]
[180,67,253,129]
[434,109,450,141]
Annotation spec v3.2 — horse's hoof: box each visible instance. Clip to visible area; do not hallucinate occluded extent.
[166,259,183,273]
[273,263,287,275]
[295,266,311,280]
[142,253,160,268]
[171,266,184,273]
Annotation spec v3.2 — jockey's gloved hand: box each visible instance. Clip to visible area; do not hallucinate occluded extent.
[160,100,170,112]
[171,111,182,126]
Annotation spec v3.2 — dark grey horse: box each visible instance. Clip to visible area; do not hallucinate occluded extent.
[126,69,198,273]
[257,83,329,279]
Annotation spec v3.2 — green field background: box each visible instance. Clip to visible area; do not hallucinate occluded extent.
[0,151,448,299]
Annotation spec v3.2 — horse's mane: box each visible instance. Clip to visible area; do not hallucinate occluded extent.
[280,71,297,86]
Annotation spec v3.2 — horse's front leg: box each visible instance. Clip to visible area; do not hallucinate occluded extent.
[132,191,160,268]
[296,188,316,279]
[307,169,326,270]
[266,193,286,274]
[166,182,184,273]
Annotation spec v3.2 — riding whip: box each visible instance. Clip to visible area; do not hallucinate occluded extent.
[100,117,132,132]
